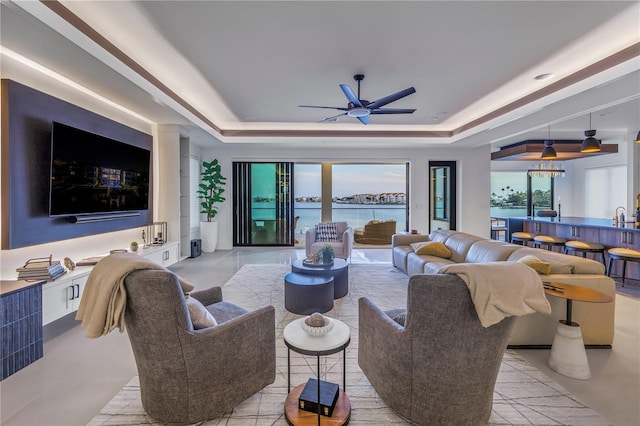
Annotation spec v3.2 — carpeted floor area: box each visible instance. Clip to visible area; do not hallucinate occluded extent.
[89,264,608,425]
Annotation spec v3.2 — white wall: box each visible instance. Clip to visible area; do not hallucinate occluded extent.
[201,143,492,250]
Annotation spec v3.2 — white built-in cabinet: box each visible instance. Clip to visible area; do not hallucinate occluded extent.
[42,242,180,325]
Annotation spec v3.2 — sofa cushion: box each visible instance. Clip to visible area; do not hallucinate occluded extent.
[185,296,217,329]
[411,241,452,258]
[465,240,522,263]
[508,249,575,274]
[315,222,339,242]
[517,254,552,275]
[443,233,485,263]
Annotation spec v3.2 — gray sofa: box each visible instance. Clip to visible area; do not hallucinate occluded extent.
[359,274,516,425]
[123,269,276,423]
[392,229,616,347]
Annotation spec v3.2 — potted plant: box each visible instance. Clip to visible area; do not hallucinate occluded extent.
[318,244,335,264]
[130,241,138,252]
[197,159,227,252]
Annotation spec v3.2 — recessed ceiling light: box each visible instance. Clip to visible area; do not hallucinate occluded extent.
[534,73,554,81]
[245,116,255,121]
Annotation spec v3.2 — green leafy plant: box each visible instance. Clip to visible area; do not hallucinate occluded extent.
[197,159,227,222]
[318,244,335,263]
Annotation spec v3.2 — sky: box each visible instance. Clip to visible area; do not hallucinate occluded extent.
[294,164,407,198]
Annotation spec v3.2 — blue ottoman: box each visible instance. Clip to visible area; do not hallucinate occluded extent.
[284,273,334,315]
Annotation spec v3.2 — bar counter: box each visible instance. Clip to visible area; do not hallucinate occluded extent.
[516,216,640,232]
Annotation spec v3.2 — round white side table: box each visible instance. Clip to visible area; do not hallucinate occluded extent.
[283,317,351,425]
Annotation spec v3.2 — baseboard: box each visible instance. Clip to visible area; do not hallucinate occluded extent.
[508,344,612,350]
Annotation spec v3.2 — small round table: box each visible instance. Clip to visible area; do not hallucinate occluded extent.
[283,318,351,426]
[543,282,613,380]
[291,259,349,299]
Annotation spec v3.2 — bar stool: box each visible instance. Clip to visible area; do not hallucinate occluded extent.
[607,248,640,286]
[533,235,567,252]
[511,232,536,246]
[564,240,606,265]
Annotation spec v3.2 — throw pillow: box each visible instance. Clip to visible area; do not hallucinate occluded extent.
[185,296,218,329]
[517,255,552,275]
[315,222,339,242]
[411,241,452,258]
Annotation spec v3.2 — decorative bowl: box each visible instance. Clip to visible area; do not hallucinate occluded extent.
[300,316,334,336]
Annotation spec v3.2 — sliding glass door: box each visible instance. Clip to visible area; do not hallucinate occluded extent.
[233,162,294,246]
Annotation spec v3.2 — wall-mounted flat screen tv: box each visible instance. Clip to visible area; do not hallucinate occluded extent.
[49,122,151,217]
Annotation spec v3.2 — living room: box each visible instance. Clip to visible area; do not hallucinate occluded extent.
[1,1,639,425]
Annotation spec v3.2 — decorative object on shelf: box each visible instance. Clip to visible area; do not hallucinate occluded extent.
[63,257,75,271]
[301,313,334,336]
[318,244,335,264]
[580,113,601,153]
[16,255,66,281]
[109,249,128,254]
[197,159,227,252]
[527,160,565,178]
[146,222,167,246]
[130,241,139,252]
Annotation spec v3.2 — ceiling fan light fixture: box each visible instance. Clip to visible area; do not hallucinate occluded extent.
[347,107,371,118]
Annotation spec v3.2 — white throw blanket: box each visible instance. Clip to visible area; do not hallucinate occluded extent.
[436,262,551,327]
[75,253,194,338]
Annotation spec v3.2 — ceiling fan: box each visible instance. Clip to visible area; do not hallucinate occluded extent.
[299,74,416,125]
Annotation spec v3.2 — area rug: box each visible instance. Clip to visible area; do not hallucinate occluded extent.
[89,264,608,425]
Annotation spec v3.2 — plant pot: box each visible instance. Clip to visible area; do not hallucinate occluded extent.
[200,221,218,252]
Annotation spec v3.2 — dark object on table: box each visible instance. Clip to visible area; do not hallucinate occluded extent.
[298,378,339,417]
[536,209,558,217]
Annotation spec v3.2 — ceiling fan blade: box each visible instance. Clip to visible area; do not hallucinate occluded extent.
[370,108,417,114]
[319,112,347,123]
[339,84,363,107]
[357,115,371,125]
[366,87,416,110]
[299,105,349,111]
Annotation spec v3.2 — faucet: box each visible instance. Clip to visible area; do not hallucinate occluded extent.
[614,206,626,226]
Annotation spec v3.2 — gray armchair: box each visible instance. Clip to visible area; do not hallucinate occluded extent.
[358,274,515,425]
[305,221,353,260]
[123,269,276,424]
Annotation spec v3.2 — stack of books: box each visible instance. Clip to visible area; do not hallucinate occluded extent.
[16,256,66,281]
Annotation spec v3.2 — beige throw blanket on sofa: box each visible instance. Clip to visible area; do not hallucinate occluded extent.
[76,253,194,338]
[437,262,551,327]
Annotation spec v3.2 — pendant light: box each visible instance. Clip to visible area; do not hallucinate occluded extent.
[580,113,601,153]
[540,126,557,159]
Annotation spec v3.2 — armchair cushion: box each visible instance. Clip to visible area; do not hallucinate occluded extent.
[186,296,217,329]
[315,222,340,242]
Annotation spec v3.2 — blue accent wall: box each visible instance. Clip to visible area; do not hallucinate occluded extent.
[1,80,153,249]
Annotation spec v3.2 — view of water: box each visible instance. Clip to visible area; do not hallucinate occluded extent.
[253,201,406,233]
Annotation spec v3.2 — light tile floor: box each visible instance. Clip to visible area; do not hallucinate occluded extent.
[1,247,638,426]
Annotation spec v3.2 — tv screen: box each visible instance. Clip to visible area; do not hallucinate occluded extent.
[49,122,150,217]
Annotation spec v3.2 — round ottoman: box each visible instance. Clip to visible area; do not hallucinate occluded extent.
[284,273,334,314]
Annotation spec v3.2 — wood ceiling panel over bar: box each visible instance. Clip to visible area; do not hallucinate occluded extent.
[491,140,618,161]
